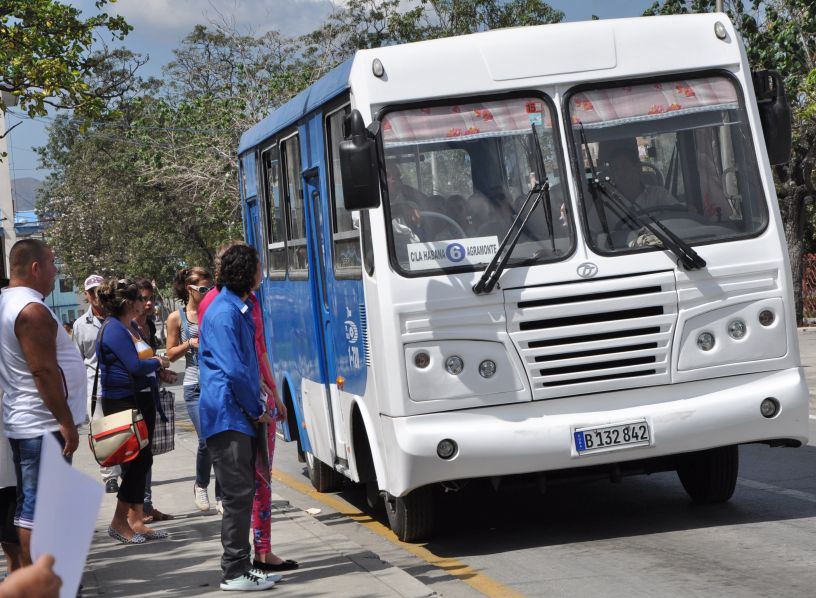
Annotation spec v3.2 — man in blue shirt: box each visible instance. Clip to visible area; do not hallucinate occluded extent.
[199,245,276,592]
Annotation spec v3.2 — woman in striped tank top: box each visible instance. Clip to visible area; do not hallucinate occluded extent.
[165,267,221,513]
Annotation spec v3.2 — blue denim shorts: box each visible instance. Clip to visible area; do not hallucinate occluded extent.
[9,433,66,530]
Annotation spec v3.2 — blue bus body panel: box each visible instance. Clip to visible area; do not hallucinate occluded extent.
[238,60,353,155]
[238,58,367,455]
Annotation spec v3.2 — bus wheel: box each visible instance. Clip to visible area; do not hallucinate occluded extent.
[677,445,739,504]
[306,451,342,493]
[384,486,435,542]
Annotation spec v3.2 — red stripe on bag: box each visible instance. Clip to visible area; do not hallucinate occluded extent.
[100,435,142,467]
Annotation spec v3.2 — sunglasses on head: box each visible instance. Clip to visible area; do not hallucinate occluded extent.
[188,284,212,294]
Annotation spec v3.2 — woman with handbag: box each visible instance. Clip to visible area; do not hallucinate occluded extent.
[95,278,171,544]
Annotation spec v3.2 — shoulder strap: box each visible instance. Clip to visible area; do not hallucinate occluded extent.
[90,320,111,417]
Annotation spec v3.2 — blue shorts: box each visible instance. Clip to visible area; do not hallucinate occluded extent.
[9,433,67,530]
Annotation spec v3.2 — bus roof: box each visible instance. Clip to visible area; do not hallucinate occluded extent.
[238,58,353,155]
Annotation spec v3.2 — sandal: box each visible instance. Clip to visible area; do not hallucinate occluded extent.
[150,509,175,521]
[142,530,169,541]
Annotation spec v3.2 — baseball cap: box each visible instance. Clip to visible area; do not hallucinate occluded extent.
[84,274,104,291]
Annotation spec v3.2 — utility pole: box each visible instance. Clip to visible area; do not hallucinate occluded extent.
[716,0,723,12]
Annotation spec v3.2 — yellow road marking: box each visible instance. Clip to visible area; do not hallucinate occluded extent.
[273,469,526,598]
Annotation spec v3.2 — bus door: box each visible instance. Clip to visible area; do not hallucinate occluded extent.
[302,165,347,467]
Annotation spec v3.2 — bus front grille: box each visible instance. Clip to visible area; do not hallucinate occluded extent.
[505,271,678,400]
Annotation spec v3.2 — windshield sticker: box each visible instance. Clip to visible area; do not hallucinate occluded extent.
[406,236,499,271]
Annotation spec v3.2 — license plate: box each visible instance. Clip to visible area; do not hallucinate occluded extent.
[573,420,651,455]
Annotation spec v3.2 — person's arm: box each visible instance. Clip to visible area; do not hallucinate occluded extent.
[208,310,263,420]
[15,303,78,457]
[164,311,190,362]
[105,323,162,377]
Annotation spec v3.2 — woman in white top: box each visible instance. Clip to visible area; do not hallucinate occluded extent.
[165,267,220,512]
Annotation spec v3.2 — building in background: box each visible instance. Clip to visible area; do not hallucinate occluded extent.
[13,209,84,324]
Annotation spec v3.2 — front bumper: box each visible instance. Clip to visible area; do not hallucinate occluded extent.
[380,367,809,496]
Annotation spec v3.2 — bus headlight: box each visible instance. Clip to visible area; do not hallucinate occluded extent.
[445,355,464,375]
[478,359,497,378]
[404,340,523,402]
[677,298,787,371]
[696,332,715,351]
[727,319,747,340]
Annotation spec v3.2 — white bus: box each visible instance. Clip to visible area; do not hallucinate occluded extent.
[238,13,808,542]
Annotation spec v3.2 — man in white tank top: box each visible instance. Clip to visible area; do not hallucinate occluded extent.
[0,240,86,566]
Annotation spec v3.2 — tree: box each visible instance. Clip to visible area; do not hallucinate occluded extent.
[645,0,816,322]
[0,0,138,119]
[39,1,567,286]
[303,0,563,65]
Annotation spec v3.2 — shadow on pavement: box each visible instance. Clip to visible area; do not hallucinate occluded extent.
[323,444,816,560]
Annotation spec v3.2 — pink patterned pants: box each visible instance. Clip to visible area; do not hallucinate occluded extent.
[251,405,276,554]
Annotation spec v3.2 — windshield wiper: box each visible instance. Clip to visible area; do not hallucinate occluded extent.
[577,125,706,271]
[473,124,555,295]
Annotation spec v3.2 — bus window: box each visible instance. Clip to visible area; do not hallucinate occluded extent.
[281,134,308,276]
[261,144,287,277]
[382,95,573,274]
[326,106,362,278]
[569,75,768,253]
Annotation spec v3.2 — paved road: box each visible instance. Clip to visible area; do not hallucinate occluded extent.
[268,331,816,598]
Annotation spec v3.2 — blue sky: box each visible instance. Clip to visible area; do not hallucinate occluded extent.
[5,0,659,183]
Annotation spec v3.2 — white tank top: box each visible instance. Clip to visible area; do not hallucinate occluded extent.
[0,286,87,439]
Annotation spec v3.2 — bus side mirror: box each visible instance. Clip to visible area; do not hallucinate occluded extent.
[339,110,381,211]
[752,70,792,166]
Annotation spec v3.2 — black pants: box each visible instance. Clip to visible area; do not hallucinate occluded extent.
[101,391,155,505]
[207,430,256,580]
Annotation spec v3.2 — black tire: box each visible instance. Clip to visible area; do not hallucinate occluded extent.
[306,451,343,492]
[677,445,739,504]
[384,485,435,542]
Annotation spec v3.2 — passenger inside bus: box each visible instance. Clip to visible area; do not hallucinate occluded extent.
[597,139,681,247]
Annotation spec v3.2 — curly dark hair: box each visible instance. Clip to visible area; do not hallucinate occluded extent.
[172,267,211,304]
[96,278,139,317]
[217,245,258,297]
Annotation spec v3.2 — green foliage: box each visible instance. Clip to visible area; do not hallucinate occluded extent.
[0,0,137,118]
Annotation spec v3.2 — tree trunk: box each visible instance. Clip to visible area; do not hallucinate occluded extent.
[777,183,807,325]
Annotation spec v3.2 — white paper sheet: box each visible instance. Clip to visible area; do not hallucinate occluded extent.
[31,434,104,598]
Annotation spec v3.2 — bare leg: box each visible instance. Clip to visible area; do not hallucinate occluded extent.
[110,500,139,539]
[15,529,31,567]
[127,504,155,535]
[2,541,23,572]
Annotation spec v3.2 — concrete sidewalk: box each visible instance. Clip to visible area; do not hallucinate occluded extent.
[77,391,433,597]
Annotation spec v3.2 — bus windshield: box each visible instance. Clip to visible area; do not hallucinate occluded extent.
[381,96,573,274]
[568,75,768,255]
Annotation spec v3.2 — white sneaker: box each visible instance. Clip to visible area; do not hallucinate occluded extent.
[194,483,210,511]
[220,570,275,591]
[215,499,224,515]
[249,568,282,583]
